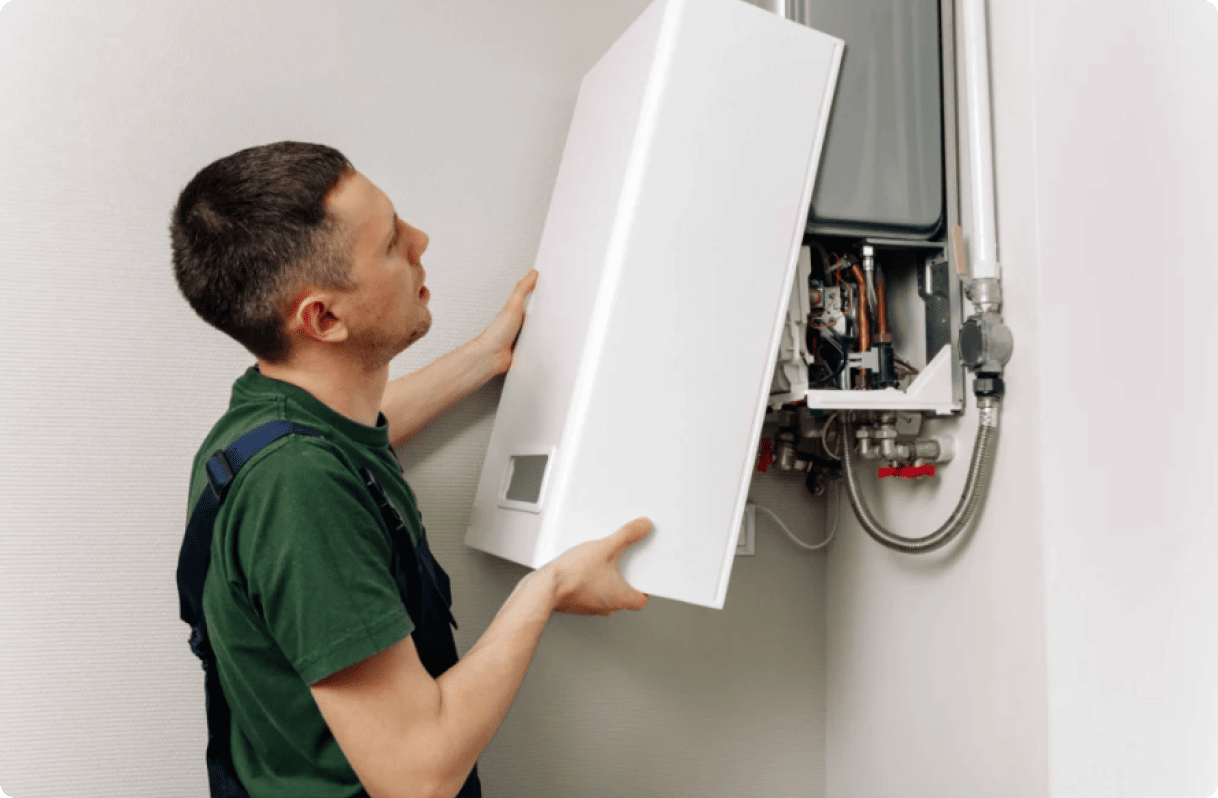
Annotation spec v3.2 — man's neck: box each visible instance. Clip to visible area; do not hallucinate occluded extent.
[256,350,389,428]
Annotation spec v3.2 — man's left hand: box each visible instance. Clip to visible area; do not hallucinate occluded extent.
[477,269,539,376]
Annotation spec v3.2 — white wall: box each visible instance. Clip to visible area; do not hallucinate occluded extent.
[0,1,831,797]
[826,1,1218,797]
[1035,0,1218,795]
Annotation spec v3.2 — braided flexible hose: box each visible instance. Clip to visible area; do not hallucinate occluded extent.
[840,398,1000,553]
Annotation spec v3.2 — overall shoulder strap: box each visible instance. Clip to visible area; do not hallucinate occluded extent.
[177,420,326,627]
[176,420,326,798]
[310,445,433,629]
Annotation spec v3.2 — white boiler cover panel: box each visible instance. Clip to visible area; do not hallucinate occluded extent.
[465,0,842,608]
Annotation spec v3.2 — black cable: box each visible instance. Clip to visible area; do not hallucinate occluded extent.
[809,240,833,282]
[808,327,848,389]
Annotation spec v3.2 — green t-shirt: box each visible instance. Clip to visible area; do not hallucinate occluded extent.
[186,366,425,798]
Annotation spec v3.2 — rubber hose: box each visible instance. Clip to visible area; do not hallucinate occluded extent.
[840,398,1000,553]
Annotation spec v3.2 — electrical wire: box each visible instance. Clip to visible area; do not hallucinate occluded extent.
[751,481,839,552]
[819,411,841,461]
[809,240,832,279]
[835,260,852,319]
[809,285,844,329]
[831,254,847,285]
[810,333,847,388]
[893,354,920,376]
[865,275,878,322]
[818,411,847,462]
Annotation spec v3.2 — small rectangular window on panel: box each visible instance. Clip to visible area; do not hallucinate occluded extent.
[504,454,548,505]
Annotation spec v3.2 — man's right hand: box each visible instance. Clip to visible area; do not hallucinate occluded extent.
[545,517,652,616]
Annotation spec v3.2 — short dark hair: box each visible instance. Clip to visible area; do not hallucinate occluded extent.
[170,141,355,362]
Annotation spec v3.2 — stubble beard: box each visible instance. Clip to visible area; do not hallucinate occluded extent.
[350,312,431,373]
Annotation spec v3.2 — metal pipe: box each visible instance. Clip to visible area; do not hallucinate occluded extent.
[861,244,878,319]
[850,262,870,352]
[840,398,1001,553]
[959,0,1000,280]
[875,264,890,342]
[879,437,908,462]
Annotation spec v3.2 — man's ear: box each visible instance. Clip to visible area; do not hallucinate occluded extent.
[287,288,350,345]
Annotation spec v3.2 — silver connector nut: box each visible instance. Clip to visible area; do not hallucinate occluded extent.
[966,277,1003,313]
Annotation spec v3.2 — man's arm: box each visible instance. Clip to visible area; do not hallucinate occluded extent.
[382,270,536,448]
[312,566,557,798]
[310,518,651,798]
[380,338,503,448]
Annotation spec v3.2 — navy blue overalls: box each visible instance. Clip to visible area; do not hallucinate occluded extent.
[176,420,481,798]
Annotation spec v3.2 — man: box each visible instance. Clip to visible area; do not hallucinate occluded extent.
[171,141,651,798]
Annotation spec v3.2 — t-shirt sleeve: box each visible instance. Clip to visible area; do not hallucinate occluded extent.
[227,439,415,685]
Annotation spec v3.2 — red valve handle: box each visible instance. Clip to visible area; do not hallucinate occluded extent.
[878,464,936,479]
[757,438,775,473]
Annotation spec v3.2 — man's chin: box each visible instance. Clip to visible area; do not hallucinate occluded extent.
[396,318,431,355]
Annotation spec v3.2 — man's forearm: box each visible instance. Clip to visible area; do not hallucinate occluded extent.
[381,338,503,448]
[431,566,558,796]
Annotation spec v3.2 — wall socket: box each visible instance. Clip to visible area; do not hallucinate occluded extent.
[736,502,756,556]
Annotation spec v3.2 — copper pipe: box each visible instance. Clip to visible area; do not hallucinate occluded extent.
[876,266,891,343]
[851,262,870,352]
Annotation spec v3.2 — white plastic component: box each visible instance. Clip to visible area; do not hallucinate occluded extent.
[737,503,756,557]
[770,245,815,410]
[464,0,843,608]
[804,343,958,415]
[931,433,956,463]
[894,412,923,436]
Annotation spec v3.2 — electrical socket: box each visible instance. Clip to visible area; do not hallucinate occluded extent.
[736,502,756,556]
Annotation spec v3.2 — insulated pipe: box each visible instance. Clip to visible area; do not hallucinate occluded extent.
[959,0,1001,280]
[840,398,1001,553]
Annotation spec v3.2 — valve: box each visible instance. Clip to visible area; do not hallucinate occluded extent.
[756,437,775,473]
[878,464,936,479]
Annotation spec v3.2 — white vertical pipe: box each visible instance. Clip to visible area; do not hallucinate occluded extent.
[959,0,1001,280]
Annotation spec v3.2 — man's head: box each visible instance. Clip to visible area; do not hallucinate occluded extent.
[171,141,431,369]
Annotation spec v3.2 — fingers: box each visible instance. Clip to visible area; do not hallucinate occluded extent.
[616,521,650,610]
[609,584,647,613]
[553,517,650,615]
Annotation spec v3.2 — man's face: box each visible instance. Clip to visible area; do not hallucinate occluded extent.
[325,168,432,367]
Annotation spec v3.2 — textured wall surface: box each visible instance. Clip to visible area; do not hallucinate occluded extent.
[0,1,829,796]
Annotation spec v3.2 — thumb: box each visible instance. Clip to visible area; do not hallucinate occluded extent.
[613,517,652,552]
[519,269,539,295]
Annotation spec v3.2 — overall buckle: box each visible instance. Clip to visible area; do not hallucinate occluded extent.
[205,449,235,496]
